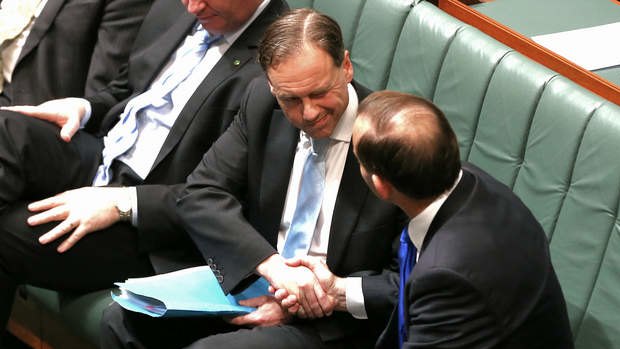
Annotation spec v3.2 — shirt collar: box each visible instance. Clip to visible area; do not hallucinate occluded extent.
[219,0,270,45]
[408,169,463,250]
[330,83,358,143]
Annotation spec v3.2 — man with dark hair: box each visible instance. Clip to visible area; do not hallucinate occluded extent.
[100,8,404,349]
[0,0,288,341]
[352,91,574,348]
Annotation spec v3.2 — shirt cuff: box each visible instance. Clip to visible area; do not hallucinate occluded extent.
[345,277,368,319]
[126,187,138,227]
[78,98,92,129]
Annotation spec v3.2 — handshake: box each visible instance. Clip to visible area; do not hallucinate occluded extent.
[228,254,347,328]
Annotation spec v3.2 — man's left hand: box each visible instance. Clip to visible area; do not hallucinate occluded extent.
[27,187,130,253]
[228,295,292,327]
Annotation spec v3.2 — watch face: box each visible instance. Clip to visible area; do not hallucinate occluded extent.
[116,200,132,220]
[117,201,130,213]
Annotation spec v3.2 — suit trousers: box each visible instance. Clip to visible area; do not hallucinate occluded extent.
[100,303,352,349]
[0,110,154,331]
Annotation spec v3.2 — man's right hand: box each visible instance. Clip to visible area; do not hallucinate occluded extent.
[1,97,88,142]
[256,254,332,319]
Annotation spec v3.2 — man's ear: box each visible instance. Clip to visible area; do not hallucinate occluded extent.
[342,50,354,83]
[371,174,392,201]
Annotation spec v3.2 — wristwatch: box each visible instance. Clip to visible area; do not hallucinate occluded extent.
[115,197,132,222]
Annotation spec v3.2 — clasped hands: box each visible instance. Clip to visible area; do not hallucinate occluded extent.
[230,254,346,328]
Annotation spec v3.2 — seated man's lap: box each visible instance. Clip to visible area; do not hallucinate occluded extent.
[0,110,103,204]
[0,201,153,291]
[101,303,349,349]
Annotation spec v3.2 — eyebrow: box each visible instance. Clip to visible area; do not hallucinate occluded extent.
[274,83,333,101]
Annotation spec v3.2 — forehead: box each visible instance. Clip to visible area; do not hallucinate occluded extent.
[267,45,339,96]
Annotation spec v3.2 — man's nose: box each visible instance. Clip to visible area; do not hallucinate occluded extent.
[302,98,321,121]
[185,0,204,14]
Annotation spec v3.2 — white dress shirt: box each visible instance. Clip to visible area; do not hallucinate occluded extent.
[407,170,463,260]
[81,0,270,224]
[116,0,270,180]
[276,84,372,317]
[0,0,48,84]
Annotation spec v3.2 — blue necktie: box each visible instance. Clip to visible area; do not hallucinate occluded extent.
[398,226,417,347]
[281,137,329,258]
[92,25,222,186]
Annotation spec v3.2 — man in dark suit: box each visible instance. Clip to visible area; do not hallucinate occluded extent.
[348,91,574,348]
[0,0,152,106]
[100,9,404,349]
[0,0,288,338]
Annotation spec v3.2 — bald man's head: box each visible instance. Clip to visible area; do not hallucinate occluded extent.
[353,91,460,200]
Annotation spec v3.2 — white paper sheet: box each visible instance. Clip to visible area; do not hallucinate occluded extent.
[532,22,620,71]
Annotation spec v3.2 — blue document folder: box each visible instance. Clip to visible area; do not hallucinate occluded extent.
[111,266,270,317]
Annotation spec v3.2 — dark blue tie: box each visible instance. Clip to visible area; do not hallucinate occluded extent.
[398,226,417,347]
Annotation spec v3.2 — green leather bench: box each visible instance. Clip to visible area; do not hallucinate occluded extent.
[12,1,620,348]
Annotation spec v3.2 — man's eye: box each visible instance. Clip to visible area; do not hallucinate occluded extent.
[280,97,299,104]
[310,92,327,99]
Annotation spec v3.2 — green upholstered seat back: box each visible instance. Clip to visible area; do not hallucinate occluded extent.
[397,4,620,348]
[289,0,412,90]
[398,4,620,348]
[290,1,620,347]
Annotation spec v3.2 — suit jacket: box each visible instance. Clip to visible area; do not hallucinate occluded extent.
[78,0,289,267]
[376,163,574,349]
[177,76,406,346]
[0,0,152,106]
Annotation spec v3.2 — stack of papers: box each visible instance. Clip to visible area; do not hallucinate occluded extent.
[112,266,270,317]
[532,22,620,71]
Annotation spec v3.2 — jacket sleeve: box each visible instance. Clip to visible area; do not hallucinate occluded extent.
[134,183,185,251]
[404,269,500,348]
[175,79,277,293]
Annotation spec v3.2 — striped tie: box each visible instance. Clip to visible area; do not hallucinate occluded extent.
[92,26,221,186]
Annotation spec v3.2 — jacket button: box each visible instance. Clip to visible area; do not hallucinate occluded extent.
[216,275,224,283]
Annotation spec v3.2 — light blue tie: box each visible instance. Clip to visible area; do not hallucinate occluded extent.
[281,137,329,258]
[398,226,417,347]
[92,25,221,186]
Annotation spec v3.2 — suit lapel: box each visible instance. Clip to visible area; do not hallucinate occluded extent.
[17,0,65,65]
[132,10,196,92]
[326,82,372,270]
[150,37,258,170]
[259,110,298,246]
[421,167,475,254]
[326,149,370,270]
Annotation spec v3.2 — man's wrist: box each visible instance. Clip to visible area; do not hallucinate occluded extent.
[114,187,134,223]
[256,253,284,281]
[332,276,348,312]
[76,98,92,128]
